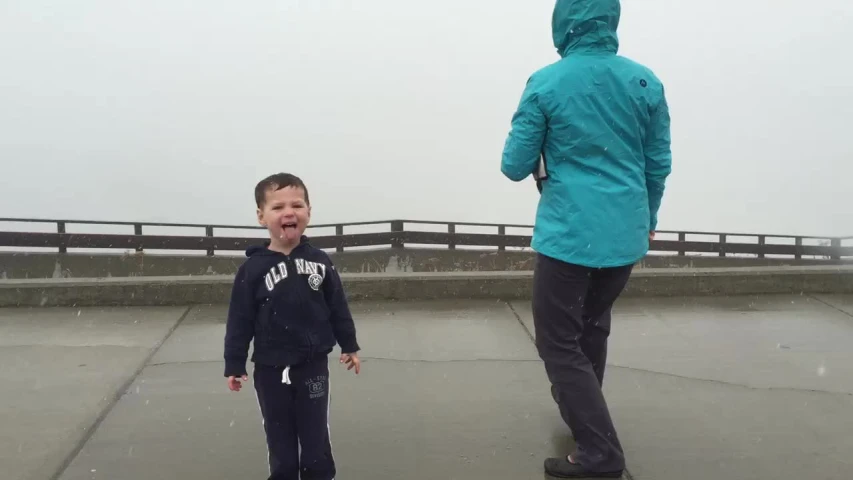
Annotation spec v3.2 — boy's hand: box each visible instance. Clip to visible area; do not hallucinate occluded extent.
[649,231,656,241]
[340,352,361,374]
[227,375,248,392]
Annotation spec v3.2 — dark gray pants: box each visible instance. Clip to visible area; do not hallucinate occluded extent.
[532,253,632,473]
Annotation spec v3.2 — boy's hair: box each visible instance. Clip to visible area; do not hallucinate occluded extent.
[254,173,310,208]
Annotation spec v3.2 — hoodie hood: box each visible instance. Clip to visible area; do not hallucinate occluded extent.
[552,0,620,57]
[246,236,310,257]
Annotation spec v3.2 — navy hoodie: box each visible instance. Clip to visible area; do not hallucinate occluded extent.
[223,235,360,377]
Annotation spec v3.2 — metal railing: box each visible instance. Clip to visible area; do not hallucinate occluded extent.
[0,217,850,260]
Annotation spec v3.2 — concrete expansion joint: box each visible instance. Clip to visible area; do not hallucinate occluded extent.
[47,306,194,480]
[607,364,853,397]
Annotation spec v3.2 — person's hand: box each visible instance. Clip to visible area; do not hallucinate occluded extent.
[649,231,656,241]
[227,375,248,392]
[340,352,361,374]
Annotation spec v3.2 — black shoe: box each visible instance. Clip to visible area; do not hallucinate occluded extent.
[544,456,623,478]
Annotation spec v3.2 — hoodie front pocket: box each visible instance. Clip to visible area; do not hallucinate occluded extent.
[256,298,290,344]
[267,289,311,345]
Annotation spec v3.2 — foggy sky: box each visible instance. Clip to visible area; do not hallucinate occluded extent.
[1,0,851,236]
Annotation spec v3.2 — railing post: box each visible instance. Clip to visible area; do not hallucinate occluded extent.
[498,225,506,251]
[831,238,842,260]
[57,221,67,253]
[390,220,404,249]
[134,223,143,252]
[719,234,726,257]
[335,225,344,253]
[795,237,803,260]
[757,235,766,259]
[205,226,215,256]
[678,232,686,256]
[447,223,456,250]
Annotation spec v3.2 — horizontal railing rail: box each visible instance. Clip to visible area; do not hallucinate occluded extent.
[0,218,850,260]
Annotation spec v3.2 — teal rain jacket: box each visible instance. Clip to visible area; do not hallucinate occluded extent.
[501,0,672,268]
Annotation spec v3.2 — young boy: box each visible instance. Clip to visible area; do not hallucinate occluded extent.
[223,172,361,480]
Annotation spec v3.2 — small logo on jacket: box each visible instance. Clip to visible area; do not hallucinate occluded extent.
[308,273,323,291]
[295,258,326,291]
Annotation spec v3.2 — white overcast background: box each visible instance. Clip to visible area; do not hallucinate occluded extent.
[1,0,851,236]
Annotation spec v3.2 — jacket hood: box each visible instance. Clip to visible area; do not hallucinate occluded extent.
[552,0,620,57]
[245,236,311,257]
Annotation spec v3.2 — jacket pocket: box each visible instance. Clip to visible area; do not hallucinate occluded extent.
[258,297,300,347]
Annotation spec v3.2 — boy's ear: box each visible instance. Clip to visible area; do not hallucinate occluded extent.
[256,208,265,226]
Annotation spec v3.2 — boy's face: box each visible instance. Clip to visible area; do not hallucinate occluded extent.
[256,186,311,247]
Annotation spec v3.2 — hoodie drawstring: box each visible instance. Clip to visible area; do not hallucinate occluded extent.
[282,365,291,385]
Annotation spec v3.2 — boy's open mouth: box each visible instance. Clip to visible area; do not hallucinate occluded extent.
[282,223,297,230]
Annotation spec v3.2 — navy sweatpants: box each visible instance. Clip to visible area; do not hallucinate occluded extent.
[532,253,632,473]
[253,356,334,480]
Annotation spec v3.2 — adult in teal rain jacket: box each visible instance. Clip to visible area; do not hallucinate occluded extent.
[502,0,671,268]
[500,0,672,478]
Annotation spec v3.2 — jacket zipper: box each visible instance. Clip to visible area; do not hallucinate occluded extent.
[284,253,314,360]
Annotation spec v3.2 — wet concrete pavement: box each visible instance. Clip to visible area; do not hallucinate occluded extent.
[3,295,853,480]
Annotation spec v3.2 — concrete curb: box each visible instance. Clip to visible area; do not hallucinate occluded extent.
[2,265,853,307]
